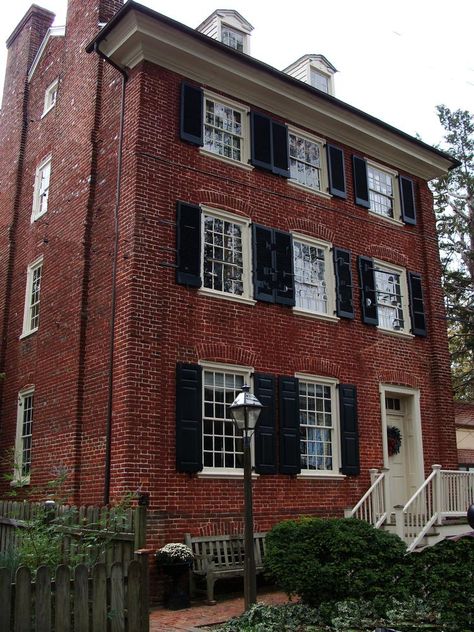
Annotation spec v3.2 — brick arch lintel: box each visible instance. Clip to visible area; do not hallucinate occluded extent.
[296,357,342,379]
[365,244,408,267]
[198,190,253,218]
[377,369,421,389]
[195,343,258,368]
[286,218,336,244]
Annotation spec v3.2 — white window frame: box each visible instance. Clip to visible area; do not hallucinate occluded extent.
[292,233,337,322]
[200,91,251,169]
[42,78,59,117]
[199,361,254,479]
[220,24,246,52]
[287,127,330,197]
[374,259,411,336]
[310,67,330,93]
[295,374,342,478]
[31,155,51,222]
[199,206,255,305]
[21,256,43,338]
[14,387,35,484]
[366,160,402,224]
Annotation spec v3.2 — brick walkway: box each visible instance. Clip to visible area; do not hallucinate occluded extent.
[149,590,290,631]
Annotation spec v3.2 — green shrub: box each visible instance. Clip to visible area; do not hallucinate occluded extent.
[216,602,324,632]
[264,517,407,606]
[404,537,474,631]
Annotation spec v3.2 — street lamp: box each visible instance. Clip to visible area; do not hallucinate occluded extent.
[229,384,263,611]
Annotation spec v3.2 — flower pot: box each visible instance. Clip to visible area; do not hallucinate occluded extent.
[160,562,191,610]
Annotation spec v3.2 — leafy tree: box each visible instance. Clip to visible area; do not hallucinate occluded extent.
[432,106,474,400]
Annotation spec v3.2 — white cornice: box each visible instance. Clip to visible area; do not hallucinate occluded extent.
[28,26,65,82]
[96,9,454,180]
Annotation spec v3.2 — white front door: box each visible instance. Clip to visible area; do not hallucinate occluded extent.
[386,400,408,506]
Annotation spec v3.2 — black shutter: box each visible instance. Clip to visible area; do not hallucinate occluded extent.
[327,145,347,198]
[250,112,272,171]
[407,272,427,337]
[333,247,354,319]
[274,230,295,306]
[400,176,417,225]
[180,83,203,146]
[271,122,290,177]
[358,256,378,325]
[339,384,360,475]
[176,202,202,287]
[252,224,275,302]
[176,363,203,473]
[279,376,301,475]
[254,374,277,474]
[353,156,370,208]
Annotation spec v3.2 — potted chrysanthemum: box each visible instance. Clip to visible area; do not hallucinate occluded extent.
[155,543,194,609]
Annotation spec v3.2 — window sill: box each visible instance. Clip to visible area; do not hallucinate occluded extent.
[41,105,55,119]
[30,211,47,223]
[198,288,256,306]
[10,477,30,487]
[297,472,346,480]
[288,180,332,199]
[198,469,259,480]
[199,148,254,171]
[292,308,339,323]
[19,329,38,340]
[377,327,415,340]
[368,210,403,227]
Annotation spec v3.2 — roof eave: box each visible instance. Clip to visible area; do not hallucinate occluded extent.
[87,1,459,179]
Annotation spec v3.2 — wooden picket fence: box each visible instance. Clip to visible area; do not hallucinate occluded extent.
[0,500,147,570]
[0,555,149,632]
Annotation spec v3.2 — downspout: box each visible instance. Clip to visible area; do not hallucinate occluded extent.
[93,42,128,505]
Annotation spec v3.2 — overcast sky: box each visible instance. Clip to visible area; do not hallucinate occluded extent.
[1,0,473,149]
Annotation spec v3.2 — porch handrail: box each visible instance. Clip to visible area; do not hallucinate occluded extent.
[346,469,387,528]
[398,464,440,552]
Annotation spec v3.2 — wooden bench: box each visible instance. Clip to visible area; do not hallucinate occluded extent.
[184,532,267,604]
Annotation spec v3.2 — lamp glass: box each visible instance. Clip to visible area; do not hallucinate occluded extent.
[229,388,263,431]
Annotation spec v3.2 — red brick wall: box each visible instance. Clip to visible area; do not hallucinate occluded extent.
[0,3,458,554]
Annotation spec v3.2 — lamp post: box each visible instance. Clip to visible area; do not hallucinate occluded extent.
[229,384,263,611]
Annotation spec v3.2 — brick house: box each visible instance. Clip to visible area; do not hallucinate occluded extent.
[0,0,463,549]
[456,402,474,470]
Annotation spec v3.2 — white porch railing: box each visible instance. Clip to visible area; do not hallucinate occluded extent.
[395,465,474,552]
[345,468,388,528]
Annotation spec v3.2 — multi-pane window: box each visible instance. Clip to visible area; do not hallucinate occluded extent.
[299,380,336,472]
[202,210,250,299]
[32,155,51,221]
[289,132,323,191]
[293,237,334,317]
[221,26,244,52]
[42,78,58,116]
[367,164,394,218]
[22,257,43,336]
[203,368,248,469]
[204,97,245,163]
[15,389,34,481]
[375,265,405,332]
[310,68,329,93]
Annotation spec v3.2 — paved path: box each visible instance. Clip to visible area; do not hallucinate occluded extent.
[149,590,290,631]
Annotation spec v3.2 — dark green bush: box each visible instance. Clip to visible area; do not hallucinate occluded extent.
[404,536,474,631]
[264,517,407,606]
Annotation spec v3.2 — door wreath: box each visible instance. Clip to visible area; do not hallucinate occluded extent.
[387,425,402,456]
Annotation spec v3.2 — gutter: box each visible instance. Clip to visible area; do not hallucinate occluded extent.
[90,43,128,506]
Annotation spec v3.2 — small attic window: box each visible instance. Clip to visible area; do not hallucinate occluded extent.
[197,10,253,55]
[221,25,245,52]
[310,68,329,94]
[42,78,58,116]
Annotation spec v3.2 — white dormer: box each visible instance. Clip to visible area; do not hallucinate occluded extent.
[197,10,254,55]
[283,54,337,96]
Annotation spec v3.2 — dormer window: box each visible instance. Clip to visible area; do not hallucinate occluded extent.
[197,10,253,55]
[221,25,245,52]
[284,54,337,96]
[310,68,330,94]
